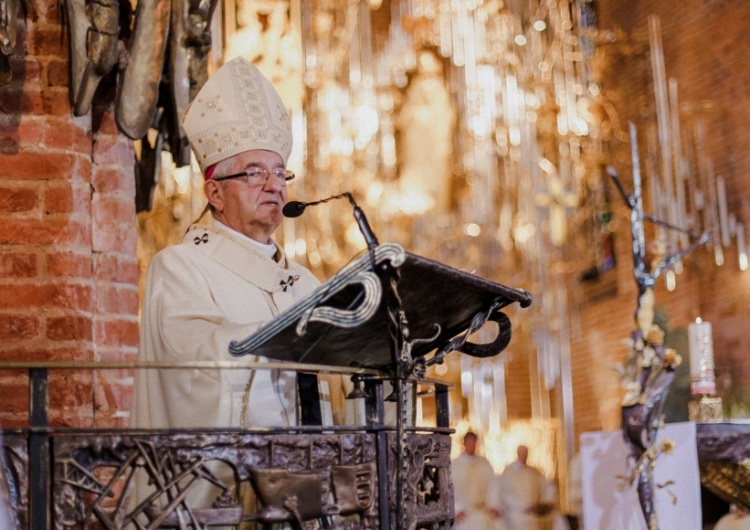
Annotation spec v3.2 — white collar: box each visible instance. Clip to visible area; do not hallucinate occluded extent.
[213,220,277,259]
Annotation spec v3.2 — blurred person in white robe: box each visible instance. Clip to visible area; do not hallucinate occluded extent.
[488,444,557,530]
[452,431,496,529]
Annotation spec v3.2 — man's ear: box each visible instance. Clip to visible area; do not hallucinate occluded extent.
[204,180,224,212]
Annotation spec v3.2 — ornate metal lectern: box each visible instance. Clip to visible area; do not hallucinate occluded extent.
[228,243,532,529]
[1,243,531,530]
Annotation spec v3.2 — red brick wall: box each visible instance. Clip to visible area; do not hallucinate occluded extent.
[0,4,138,428]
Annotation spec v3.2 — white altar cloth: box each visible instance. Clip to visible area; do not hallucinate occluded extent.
[580,422,701,530]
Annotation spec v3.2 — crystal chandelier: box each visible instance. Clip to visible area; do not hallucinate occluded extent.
[288,1,609,445]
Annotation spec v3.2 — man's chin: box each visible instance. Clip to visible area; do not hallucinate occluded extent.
[256,203,281,220]
[260,217,282,234]
[267,212,283,226]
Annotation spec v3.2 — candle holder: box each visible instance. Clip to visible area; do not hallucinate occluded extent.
[688,395,723,423]
[687,319,723,423]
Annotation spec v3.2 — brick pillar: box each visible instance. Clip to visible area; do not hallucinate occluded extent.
[0,6,138,428]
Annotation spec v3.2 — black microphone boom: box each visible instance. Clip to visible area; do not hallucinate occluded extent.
[282,200,307,218]
[282,192,380,251]
[351,203,379,251]
[282,192,350,218]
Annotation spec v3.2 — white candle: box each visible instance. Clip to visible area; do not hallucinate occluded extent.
[688,318,716,395]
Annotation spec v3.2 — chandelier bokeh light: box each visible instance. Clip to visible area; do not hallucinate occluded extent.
[277,0,611,462]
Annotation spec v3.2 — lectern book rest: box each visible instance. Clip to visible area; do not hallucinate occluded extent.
[229,243,532,371]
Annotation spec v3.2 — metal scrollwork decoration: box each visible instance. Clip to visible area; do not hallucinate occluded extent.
[295,271,383,335]
[426,302,511,367]
[40,431,442,529]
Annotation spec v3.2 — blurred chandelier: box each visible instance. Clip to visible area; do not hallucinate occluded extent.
[281,0,609,410]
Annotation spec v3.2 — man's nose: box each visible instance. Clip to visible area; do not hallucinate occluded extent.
[263,174,285,192]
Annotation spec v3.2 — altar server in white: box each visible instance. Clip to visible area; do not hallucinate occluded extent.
[488,444,556,530]
[452,431,497,529]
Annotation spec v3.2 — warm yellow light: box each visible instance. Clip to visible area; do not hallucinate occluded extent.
[509,125,521,146]
[514,34,527,46]
[513,220,536,243]
[284,240,295,259]
[345,222,365,249]
[666,269,676,291]
[715,246,725,266]
[738,224,747,270]
[461,370,472,398]
[533,20,547,31]
[394,192,434,215]
[464,223,481,237]
[308,251,322,268]
[573,117,589,136]
[469,114,490,137]
[538,157,556,175]
[295,238,307,256]
[173,164,191,194]
[366,182,384,206]
[354,104,379,148]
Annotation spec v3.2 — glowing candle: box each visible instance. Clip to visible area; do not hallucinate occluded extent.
[688,318,716,395]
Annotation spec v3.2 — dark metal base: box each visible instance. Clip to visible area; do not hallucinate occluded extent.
[2,427,455,530]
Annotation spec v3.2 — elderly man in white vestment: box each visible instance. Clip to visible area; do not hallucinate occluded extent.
[452,431,497,529]
[131,57,340,521]
[487,445,557,530]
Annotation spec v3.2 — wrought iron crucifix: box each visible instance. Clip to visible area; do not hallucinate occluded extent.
[608,123,711,309]
[611,122,711,529]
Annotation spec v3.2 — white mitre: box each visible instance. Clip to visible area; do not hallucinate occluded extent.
[181,57,293,174]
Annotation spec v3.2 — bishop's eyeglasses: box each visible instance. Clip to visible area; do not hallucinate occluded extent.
[214,168,295,187]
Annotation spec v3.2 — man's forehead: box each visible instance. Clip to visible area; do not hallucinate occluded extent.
[231,149,285,166]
